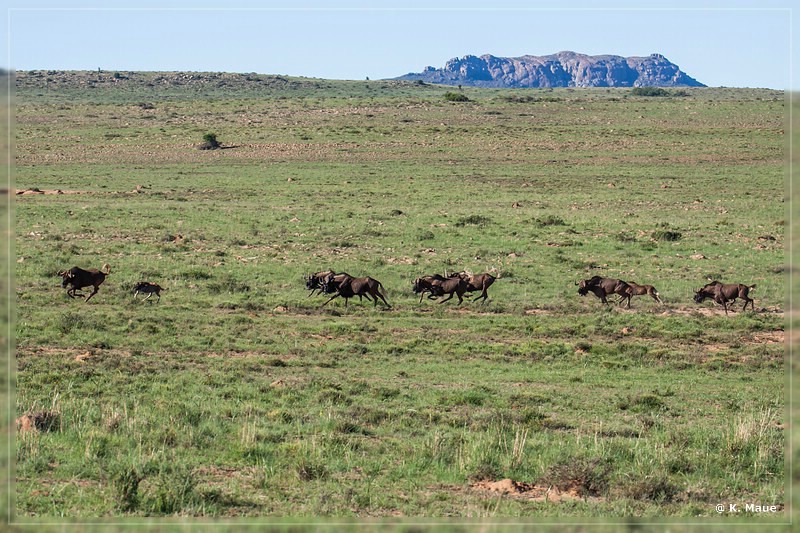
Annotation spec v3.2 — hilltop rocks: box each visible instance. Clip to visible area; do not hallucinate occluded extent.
[397,51,705,88]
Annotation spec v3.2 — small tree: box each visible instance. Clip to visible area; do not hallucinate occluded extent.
[198,132,221,150]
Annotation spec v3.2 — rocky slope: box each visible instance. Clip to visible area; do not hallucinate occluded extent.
[395,51,705,88]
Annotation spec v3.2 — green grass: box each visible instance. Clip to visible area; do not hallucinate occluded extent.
[11,72,789,521]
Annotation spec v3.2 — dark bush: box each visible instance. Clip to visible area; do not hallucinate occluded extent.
[534,215,566,227]
[632,87,670,97]
[198,132,221,150]
[455,214,491,227]
[540,457,612,497]
[444,91,470,102]
[652,230,682,242]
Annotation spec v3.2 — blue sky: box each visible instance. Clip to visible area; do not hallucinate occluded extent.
[3,1,797,89]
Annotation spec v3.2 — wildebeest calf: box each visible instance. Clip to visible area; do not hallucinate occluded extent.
[133,282,166,302]
[693,281,756,315]
[623,281,663,305]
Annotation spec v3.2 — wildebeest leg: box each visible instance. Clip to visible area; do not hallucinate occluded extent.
[651,293,663,304]
[743,297,754,311]
[374,291,391,308]
[321,294,340,307]
[439,292,454,304]
[474,289,489,304]
[84,286,99,302]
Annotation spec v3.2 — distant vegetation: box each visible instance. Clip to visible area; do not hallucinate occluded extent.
[631,87,690,97]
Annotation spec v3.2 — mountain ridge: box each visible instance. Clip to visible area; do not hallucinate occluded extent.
[395,51,705,88]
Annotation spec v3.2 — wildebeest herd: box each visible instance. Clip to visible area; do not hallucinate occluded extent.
[56,262,759,316]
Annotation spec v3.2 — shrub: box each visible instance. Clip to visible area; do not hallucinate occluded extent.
[539,457,612,497]
[444,91,470,102]
[198,132,221,150]
[455,214,491,227]
[534,215,566,227]
[652,229,682,242]
[632,87,670,97]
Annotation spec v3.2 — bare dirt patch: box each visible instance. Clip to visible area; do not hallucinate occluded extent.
[468,478,604,503]
[660,305,784,318]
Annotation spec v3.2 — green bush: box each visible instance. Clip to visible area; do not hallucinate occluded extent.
[199,132,221,150]
[632,87,670,97]
[444,91,470,102]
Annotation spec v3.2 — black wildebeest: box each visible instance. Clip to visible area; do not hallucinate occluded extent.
[458,271,496,304]
[133,281,166,302]
[321,272,391,308]
[623,281,663,305]
[577,275,632,308]
[432,275,471,304]
[412,274,446,303]
[58,264,110,302]
[693,280,756,315]
[304,270,337,297]
[412,273,465,303]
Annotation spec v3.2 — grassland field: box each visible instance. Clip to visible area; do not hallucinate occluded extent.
[7,71,793,525]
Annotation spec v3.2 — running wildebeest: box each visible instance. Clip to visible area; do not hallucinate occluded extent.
[458,271,496,304]
[321,272,391,308]
[412,273,466,303]
[693,280,756,315]
[58,263,110,302]
[133,282,166,302]
[304,270,337,297]
[577,276,632,308]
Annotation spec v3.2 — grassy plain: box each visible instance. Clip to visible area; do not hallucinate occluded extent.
[11,71,789,523]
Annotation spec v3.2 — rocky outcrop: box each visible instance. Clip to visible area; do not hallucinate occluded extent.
[396,51,705,88]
